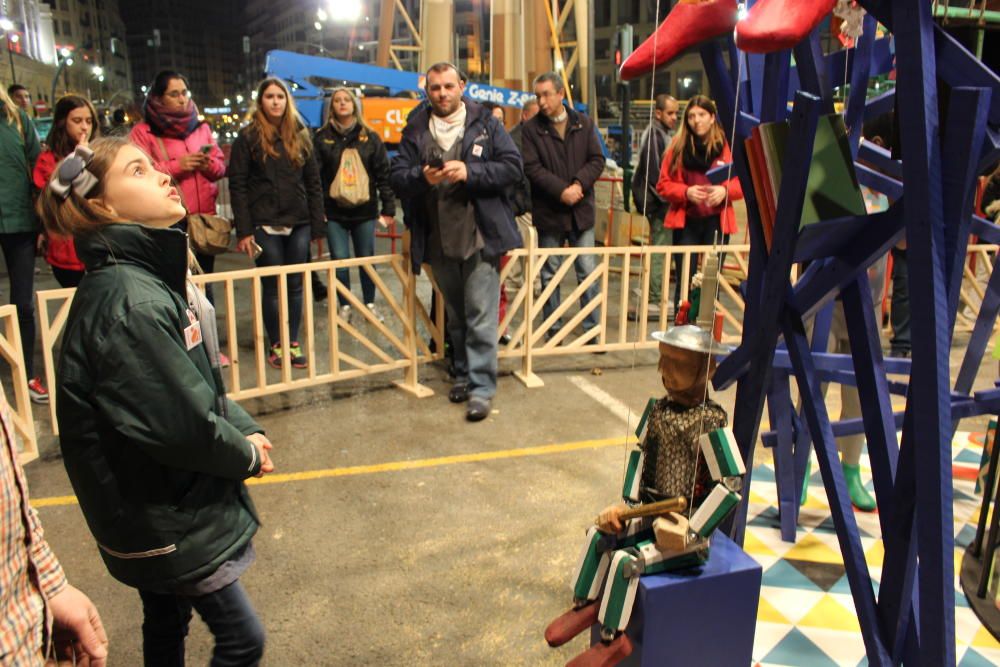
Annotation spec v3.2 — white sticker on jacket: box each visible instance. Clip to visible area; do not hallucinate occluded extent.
[184,321,203,350]
[472,144,484,157]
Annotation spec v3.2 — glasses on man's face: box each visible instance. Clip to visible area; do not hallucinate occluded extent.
[165,90,190,99]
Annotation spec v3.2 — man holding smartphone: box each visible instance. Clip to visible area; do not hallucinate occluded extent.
[390,62,523,422]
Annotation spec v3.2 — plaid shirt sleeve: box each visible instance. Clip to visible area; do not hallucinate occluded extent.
[0,391,66,660]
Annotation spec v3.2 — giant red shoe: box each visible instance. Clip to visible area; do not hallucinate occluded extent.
[736,0,837,53]
[565,633,634,667]
[545,603,599,647]
[619,0,739,81]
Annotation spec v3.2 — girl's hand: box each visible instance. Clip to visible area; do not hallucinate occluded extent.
[178,153,207,172]
[686,186,706,204]
[77,130,89,147]
[377,215,394,229]
[706,185,727,208]
[236,235,258,258]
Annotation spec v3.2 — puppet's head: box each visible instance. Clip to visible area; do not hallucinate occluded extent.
[652,326,730,407]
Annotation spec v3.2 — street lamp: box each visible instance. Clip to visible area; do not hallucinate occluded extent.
[0,17,17,84]
[50,48,74,109]
[326,0,362,23]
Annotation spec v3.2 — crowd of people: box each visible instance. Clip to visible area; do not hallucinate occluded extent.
[4,56,979,664]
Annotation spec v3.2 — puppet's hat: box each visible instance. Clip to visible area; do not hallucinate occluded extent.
[652,325,733,354]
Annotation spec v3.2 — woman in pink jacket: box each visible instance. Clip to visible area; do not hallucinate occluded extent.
[130,70,227,279]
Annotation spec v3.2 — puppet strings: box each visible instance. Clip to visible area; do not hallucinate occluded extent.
[687,31,747,522]
[622,0,665,486]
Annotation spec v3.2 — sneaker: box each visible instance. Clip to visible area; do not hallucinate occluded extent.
[28,377,48,404]
[218,352,231,368]
[339,304,352,324]
[289,342,308,369]
[466,396,491,422]
[267,344,283,369]
[366,302,384,323]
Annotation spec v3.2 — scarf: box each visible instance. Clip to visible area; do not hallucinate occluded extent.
[332,118,357,135]
[682,134,722,173]
[144,95,201,139]
[429,103,467,152]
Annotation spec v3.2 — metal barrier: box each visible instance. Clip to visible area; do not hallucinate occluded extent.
[31,241,1000,440]
[0,305,37,464]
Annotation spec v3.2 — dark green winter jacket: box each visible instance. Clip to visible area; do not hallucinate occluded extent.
[0,107,40,234]
[57,223,263,590]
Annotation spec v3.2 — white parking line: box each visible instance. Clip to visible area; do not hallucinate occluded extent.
[568,375,636,429]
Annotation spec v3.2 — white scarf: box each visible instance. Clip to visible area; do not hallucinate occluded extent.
[429,102,467,152]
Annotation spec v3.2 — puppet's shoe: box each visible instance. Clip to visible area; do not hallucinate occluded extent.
[545,603,599,647]
[800,457,811,506]
[565,633,634,667]
[619,0,739,80]
[735,0,837,53]
[843,462,877,512]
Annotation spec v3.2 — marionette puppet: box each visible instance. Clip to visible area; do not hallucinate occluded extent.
[544,324,745,667]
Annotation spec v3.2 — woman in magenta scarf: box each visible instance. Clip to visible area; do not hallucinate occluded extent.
[130,70,227,284]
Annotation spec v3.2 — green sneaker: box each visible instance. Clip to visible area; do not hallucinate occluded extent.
[843,462,876,512]
[800,456,811,506]
[267,344,282,369]
[289,342,308,369]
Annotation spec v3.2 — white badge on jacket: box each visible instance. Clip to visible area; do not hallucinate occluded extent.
[184,309,203,350]
[472,144,483,157]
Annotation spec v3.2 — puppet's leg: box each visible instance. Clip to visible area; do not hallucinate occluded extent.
[545,527,613,647]
[597,550,643,641]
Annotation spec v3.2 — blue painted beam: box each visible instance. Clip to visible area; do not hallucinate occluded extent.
[855,164,904,201]
[792,30,836,115]
[886,0,955,661]
[782,313,892,664]
[773,349,912,375]
[846,14,878,155]
[864,89,896,123]
[942,88,992,334]
[954,262,1000,395]
[857,140,903,180]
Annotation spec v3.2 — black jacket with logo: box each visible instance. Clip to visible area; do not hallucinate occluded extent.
[228,125,325,239]
[314,122,396,226]
[521,105,606,234]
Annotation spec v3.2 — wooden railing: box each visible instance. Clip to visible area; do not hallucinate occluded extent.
[0,305,37,464]
[30,241,1000,441]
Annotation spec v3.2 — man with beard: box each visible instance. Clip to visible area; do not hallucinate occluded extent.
[390,62,523,421]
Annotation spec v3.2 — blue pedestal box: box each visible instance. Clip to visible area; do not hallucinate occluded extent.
[590,532,762,666]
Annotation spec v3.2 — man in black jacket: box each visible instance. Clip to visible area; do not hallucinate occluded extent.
[390,62,523,421]
[632,94,678,314]
[521,72,606,341]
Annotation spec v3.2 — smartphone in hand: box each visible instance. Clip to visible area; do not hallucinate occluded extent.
[200,144,212,154]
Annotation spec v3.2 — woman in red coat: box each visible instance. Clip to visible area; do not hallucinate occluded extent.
[655,95,743,307]
[33,95,99,287]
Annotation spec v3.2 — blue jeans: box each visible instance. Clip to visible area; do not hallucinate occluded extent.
[0,233,36,376]
[139,580,265,667]
[326,219,376,306]
[429,251,499,398]
[537,227,600,334]
[254,225,311,346]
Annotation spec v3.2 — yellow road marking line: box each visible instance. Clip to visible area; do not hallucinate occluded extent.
[32,435,633,508]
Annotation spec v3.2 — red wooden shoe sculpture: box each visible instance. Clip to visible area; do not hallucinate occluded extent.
[619,0,739,81]
[735,0,837,53]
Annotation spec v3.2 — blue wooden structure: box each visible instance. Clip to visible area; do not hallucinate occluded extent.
[589,533,761,666]
[691,1,999,664]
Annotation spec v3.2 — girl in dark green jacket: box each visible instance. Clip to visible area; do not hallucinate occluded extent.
[37,137,275,666]
[0,87,44,403]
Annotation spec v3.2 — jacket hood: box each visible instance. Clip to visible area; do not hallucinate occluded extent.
[77,223,189,295]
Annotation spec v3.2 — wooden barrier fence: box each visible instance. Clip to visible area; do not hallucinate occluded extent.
[29,240,1000,442]
[0,305,37,463]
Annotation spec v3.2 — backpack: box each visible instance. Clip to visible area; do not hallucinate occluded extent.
[329,143,371,208]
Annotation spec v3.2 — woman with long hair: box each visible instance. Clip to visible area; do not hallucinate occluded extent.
[0,86,45,402]
[34,94,99,288]
[229,78,324,369]
[655,94,743,307]
[314,87,395,323]
[38,137,274,664]
[130,70,227,280]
